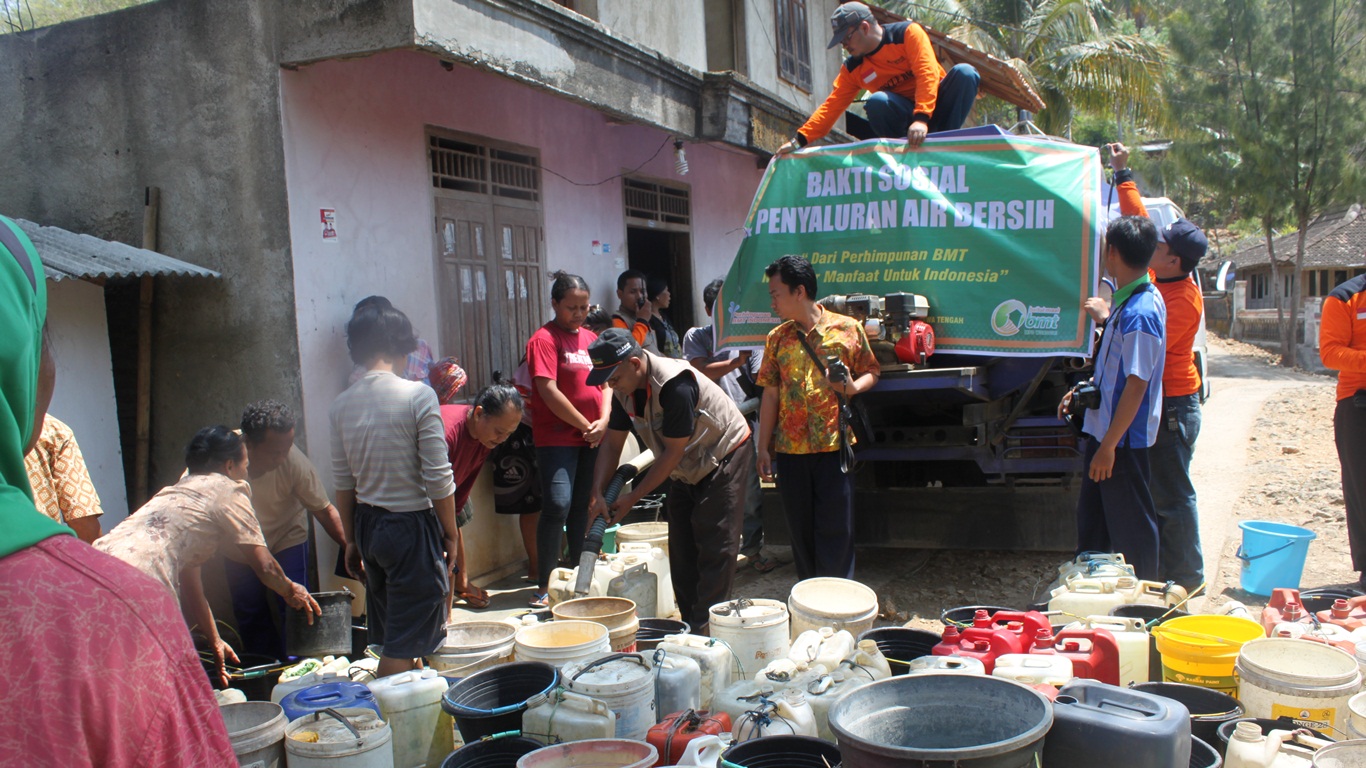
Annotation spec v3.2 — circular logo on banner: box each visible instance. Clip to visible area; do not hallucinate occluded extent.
[991,299,1028,336]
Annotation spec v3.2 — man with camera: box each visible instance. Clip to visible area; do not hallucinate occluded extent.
[1062,216,1166,581]
[756,255,880,580]
[1321,273,1366,588]
[1091,143,1209,590]
[585,328,753,633]
[611,269,660,354]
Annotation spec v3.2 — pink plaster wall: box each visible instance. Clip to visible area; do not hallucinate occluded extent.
[280,50,763,578]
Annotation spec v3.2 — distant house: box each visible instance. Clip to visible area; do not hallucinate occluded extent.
[1224,204,1366,310]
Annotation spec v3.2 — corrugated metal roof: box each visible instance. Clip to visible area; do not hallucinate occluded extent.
[13,218,221,282]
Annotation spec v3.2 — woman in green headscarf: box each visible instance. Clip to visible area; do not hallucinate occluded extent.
[0,215,238,765]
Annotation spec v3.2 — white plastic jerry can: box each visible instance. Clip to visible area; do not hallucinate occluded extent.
[654,653,702,717]
[618,542,676,618]
[608,559,659,618]
[805,669,871,741]
[849,639,893,680]
[732,688,817,742]
[521,689,616,745]
[991,653,1075,687]
[658,634,734,710]
[365,668,453,768]
[788,627,856,671]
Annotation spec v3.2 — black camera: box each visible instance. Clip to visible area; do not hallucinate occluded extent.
[1071,382,1101,411]
[827,355,849,383]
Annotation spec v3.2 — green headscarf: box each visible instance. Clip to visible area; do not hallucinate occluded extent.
[0,215,70,558]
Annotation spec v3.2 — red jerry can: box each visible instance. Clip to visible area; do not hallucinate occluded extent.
[647,709,731,767]
[1317,597,1366,631]
[977,610,1054,640]
[1037,627,1121,686]
[1261,588,1314,634]
[933,618,1025,674]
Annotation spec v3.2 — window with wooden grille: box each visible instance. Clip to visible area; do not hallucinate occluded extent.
[430,135,541,202]
[775,0,812,91]
[624,178,691,226]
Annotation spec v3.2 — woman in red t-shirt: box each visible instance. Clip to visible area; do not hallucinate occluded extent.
[525,271,609,607]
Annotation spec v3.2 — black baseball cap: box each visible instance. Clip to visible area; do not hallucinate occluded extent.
[828,2,874,49]
[586,327,641,386]
[1158,219,1209,271]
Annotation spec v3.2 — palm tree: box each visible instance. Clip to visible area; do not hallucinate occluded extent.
[885,0,1167,135]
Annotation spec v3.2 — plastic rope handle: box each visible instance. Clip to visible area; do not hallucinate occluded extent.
[1236,539,1298,562]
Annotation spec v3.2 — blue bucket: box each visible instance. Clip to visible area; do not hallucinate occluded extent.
[1237,521,1316,596]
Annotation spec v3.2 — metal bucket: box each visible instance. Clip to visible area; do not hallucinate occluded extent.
[286,588,355,657]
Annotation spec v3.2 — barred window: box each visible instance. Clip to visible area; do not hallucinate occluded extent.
[776,0,812,91]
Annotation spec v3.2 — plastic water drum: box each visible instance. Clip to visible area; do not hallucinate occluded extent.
[284,707,395,768]
[709,599,790,679]
[788,578,879,639]
[220,701,287,768]
[1237,637,1364,733]
[1237,521,1317,596]
[562,653,656,740]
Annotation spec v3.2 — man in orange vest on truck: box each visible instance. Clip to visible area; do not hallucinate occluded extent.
[1088,143,1208,589]
[1321,273,1366,588]
[776,2,979,154]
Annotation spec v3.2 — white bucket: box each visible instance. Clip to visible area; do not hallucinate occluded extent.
[1237,638,1364,732]
[615,521,668,548]
[515,620,611,668]
[562,653,657,740]
[1349,690,1366,739]
[284,707,394,768]
[1313,739,1366,767]
[220,701,287,768]
[428,621,517,676]
[787,578,879,639]
[709,598,791,680]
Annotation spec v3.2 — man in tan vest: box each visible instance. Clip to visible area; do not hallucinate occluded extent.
[587,328,753,632]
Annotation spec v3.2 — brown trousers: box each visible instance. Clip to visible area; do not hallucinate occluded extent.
[665,438,753,632]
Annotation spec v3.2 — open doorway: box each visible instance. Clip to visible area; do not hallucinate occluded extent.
[623,176,695,334]
[625,226,694,333]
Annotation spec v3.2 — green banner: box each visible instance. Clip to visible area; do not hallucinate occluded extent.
[715,135,1103,357]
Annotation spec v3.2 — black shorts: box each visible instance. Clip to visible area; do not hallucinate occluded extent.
[354,504,448,659]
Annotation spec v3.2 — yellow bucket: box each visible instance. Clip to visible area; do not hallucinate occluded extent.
[1152,615,1265,694]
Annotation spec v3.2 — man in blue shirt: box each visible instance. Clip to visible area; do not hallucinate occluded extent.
[1061,215,1166,580]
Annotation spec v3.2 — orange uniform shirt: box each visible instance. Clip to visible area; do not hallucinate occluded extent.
[1116,177,1203,397]
[798,21,945,144]
[1321,274,1366,401]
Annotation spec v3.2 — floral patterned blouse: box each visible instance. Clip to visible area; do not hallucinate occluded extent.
[756,307,879,455]
[95,473,265,597]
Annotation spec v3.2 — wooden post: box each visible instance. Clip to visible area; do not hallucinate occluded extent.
[135,187,159,505]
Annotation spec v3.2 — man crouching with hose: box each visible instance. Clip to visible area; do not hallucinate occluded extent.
[586,328,754,634]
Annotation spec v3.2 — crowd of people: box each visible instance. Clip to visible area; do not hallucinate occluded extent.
[3,6,1365,765]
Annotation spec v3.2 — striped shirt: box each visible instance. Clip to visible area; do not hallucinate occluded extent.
[1084,283,1166,448]
[330,370,455,512]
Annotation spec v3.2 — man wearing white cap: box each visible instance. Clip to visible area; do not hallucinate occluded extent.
[777,1,979,153]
